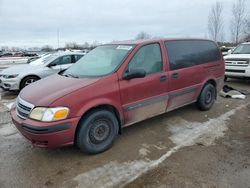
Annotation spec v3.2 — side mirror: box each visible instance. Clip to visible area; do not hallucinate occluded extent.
[227,49,232,54]
[123,68,146,80]
[47,62,57,68]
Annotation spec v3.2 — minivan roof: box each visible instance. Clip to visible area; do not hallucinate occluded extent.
[109,38,215,45]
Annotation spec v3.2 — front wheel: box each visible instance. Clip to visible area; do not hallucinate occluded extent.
[76,109,119,154]
[197,83,216,111]
[20,76,39,90]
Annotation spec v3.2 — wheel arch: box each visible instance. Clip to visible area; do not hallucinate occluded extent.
[200,78,217,99]
[19,75,41,89]
[74,103,123,143]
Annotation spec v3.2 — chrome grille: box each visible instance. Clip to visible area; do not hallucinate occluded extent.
[225,59,249,67]
[16,96,34,119]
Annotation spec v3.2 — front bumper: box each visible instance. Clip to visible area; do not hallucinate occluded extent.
[11,106,80,148]
[0,77,20,91]
[225,66,250,78]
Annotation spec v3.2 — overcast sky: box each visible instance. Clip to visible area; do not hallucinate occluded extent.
[0,0,249,48]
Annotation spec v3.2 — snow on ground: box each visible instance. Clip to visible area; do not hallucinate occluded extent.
[64,103,248,188]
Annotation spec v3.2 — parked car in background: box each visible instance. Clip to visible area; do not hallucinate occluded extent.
[0,52,84,91]
[224,42,250,80]
[26,53,51,64]
[11,39,224,154]
[26,56,41,63]
[220,46,234,56]
[0,52,13,57]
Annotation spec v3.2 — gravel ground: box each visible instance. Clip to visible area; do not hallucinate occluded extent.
[0,79,249,188]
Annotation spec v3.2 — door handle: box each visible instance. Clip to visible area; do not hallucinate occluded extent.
[160,75,167,82]
[172,73,179,79]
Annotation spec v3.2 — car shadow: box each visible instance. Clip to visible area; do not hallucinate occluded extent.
[0,89,19,100]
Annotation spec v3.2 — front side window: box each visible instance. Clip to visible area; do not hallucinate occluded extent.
[61,55,72,65]
[50,57,61,66]
[63,45,134,77]
[165,40,221,70]
[127,43,163,75]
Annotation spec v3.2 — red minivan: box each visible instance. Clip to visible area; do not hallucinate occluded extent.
[11,39,225,154]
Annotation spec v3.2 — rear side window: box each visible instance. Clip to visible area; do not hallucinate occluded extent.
[165,40,221,70]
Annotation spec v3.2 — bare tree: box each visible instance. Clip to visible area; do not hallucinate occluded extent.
[243,17,250,41]
[65,42,81,49]
[207,1,224,42]
[82,42,90,49]
[135,32,151,40]
[1,46,9,52]
[41,45,53,52]
[231,0,246,44]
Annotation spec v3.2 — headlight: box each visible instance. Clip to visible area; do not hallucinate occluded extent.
[29,107,70,122]
[3,74,19,79]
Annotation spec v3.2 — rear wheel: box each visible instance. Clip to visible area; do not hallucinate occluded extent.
[197,83,216,111]
[76,109,119,154]
[20,76,39,90]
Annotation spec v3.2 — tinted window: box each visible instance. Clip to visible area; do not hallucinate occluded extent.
[128,43,163,75]
[165,40,221,70]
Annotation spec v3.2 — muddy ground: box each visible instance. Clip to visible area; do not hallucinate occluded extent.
[0,79,249,188]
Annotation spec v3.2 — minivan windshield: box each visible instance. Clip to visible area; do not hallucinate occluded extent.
[63,44,134,77]
[232,44,250,54]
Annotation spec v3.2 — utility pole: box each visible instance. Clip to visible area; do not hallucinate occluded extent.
[57,28,60,49]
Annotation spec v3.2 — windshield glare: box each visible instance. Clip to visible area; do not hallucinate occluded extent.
[29,54,55,66]
[63,45,134,77]
[232,44,250,54]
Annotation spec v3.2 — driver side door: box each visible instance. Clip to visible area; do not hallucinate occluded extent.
[42,57,63,77]
[119,43,169,126]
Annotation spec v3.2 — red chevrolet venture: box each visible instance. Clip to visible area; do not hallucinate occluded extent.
[11,39,225,154]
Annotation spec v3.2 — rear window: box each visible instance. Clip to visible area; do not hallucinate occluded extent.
[165,40,221,70]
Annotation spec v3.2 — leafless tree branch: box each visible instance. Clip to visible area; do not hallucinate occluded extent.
[207,1,224,42]
[231,0,246,44]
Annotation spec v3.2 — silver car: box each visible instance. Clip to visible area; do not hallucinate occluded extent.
[0,52,84,91]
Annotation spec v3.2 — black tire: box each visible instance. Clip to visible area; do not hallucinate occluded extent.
[76,109,119,154]
[20,76,39,90]
[197,83,216,111]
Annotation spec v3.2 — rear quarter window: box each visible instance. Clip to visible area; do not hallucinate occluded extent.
[165,40,221,70]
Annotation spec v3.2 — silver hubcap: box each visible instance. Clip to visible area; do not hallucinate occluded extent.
[24,79,36,86]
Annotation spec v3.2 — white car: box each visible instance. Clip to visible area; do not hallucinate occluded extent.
[224,42,250,80]
[0,52,84,91]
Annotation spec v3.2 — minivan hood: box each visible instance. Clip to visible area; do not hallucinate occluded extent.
[1,64,42,74]
[19,74,100,106]
[224,54,250,60]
